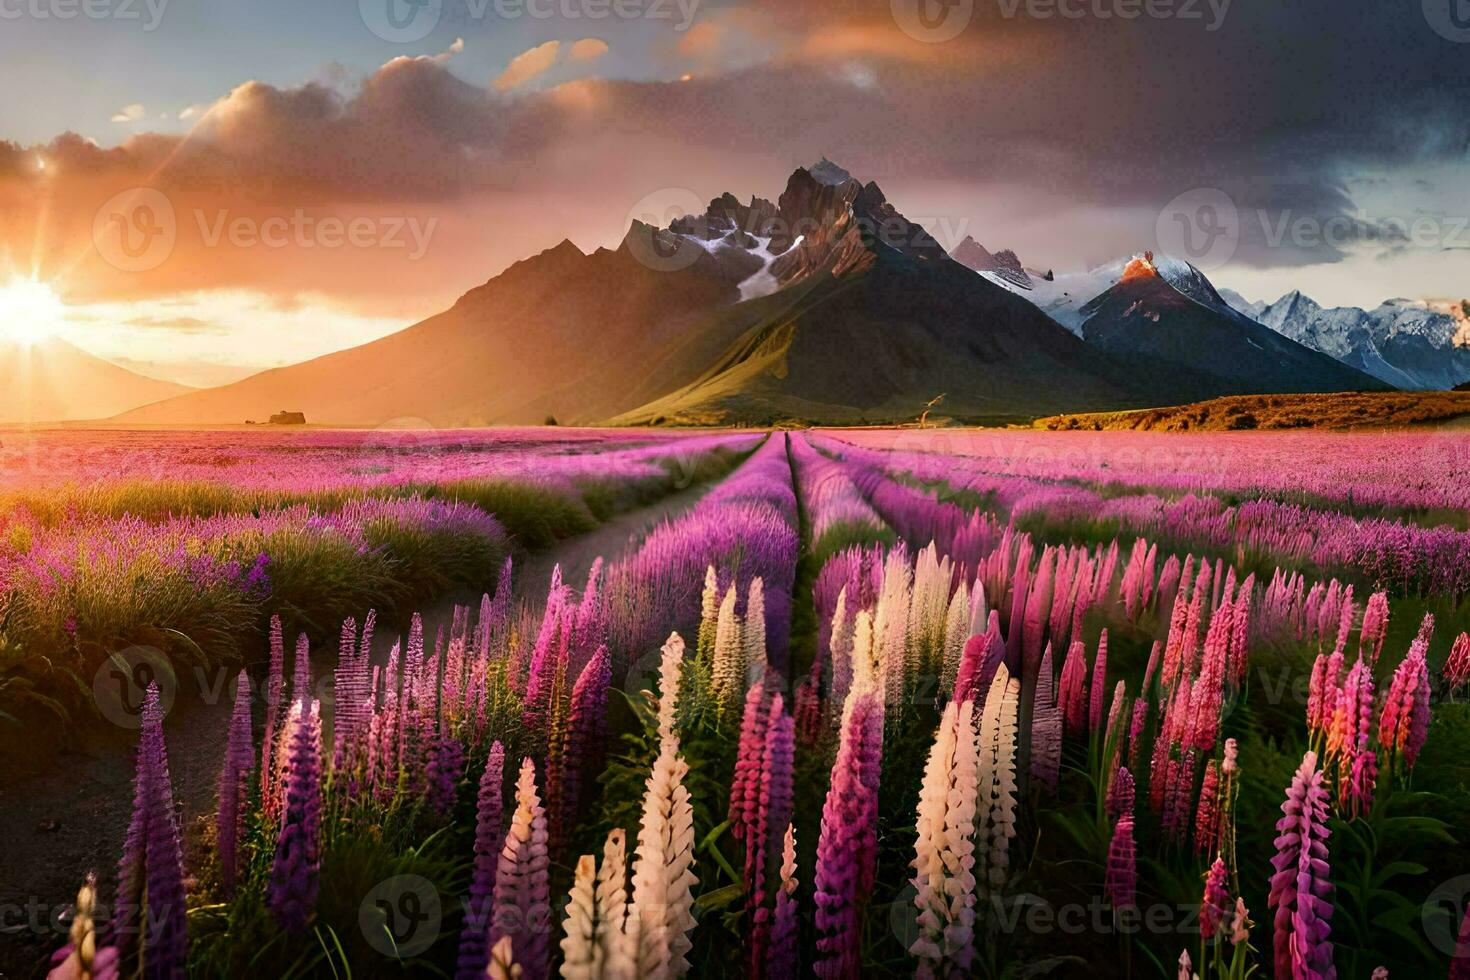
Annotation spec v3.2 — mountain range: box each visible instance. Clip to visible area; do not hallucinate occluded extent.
[32,161,1422,427]
[0,337,190,424]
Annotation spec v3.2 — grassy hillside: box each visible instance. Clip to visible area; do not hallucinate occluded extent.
[1034,390,1470,431]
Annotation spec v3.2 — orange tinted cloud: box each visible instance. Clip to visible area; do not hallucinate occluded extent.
[569,38,609,62]
[494,41,562,92]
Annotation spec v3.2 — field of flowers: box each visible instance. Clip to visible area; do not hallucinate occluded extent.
[11,426,1470,978]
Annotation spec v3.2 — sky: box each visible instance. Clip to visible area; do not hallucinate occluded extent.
[0,0,1467,385]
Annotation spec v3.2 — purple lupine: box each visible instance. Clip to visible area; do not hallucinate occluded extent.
[217,671,254,897]
[261,614,285,802]
[427,721,465,818]
[1267,751,1335,980]
[292,631,311,705]
[813,692,882,980]
[1104,814,1136,910]
[1106,766,1135,823]
[267,700,323,933]
[115,683,188,978]
[750,696,795,975]
[1201,857,1232,941]
[456,742,507,979]
[559,644,611,838]
[768,825,799,980]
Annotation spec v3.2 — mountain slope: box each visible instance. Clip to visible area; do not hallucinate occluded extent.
[1244,291,1470,390]
[0,338,191,423]
[1077,257,1389,401]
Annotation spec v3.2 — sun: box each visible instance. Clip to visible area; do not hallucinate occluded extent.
[0,279,67,346]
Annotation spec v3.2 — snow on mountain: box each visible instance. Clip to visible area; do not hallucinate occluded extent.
[1236,291,1470,390]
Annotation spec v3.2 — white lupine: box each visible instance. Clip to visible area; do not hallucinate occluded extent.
[488,935,520,980]
[968,581,988,635]
[828,588,853,721]
[976,665,1020,894]
[848,610,878,713]
[711,587,744,721]
[743,578,766,687]
[696,566,719,660]
[559,829,633,979]
[627,634,697,979]
[874,552,913,710]
[940,580,971,697]
[910,699,981,977]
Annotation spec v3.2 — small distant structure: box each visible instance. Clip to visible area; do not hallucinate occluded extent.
[269,410,307,425]
[917,394,946,429]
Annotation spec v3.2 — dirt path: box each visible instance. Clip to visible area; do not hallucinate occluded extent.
[0,482,709,978]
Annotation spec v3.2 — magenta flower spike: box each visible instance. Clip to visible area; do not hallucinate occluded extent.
[813,692,882,980]
[1381,639,1432,771]
[559,643,611,838]
[1088,630,1109,732]
[1201,857,1231,941]
[1058,639,1089,737]
[730,681,771,846]
[1267,751,1336,980]
[1104,813,1136,910]
[115,683,188,978]
[456,741,507,980]
[1446,632,1470,692]
[267,700,323,934]
[1106,766,1135,822]
[1194,760,1220,856]
[217,671,254,897]
[489,758,551,980]
[1030,643,1062,795]
[750,695,794,974]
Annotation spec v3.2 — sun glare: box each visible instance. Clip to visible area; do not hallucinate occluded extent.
[0,280,66,347]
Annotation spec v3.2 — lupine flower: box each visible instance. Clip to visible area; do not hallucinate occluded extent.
[217,671,253,897]
[1267,751,1335,979]
[115,683,187,978]
[560,828,635,980]
[490,758,551,980]
[1446,632,1470,692]
[768,824,799,980]
[1380,639,1432,771]
[268,700,323,934]
[1178,949,1194,980]
[1088,630,1109,732]
[1195,760,1220,856]
[1201,857,1231,941]
[560,644,611,841]
[1359,591,1389,664]
[976,665,1020,895]
[749,696,795,971]
[1058,639,1088,737]
[813,690,883,980]
[1106,766,1135,822]
[711,586,746,724]
[910,699,980,977]
[730,682,770,851]
[457,741,506,980]
[1230,897,1253,946]
[1030,643,1062,795]
[427,721,465,817]
[261,615,285,802]
[1104,814,1136,910]
[626,634,698,980]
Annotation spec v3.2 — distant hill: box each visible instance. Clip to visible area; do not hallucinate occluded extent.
[1034,391,1470,432]
[0,337,191,423]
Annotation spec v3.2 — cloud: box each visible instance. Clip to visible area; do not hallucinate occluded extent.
[494,41,561,92]
[110,104,147,124]
[569,38,609,62]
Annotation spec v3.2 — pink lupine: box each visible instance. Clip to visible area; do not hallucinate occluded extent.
[750,696,794,973]
[953,614,1002,705]
[268,700,323,934]
[261,614,285,802]
[1343,733,1377,820]
[1267,751,1335,980]
[813,692,883,980]
[559,644,611,840]
[1030,643,1062,795]
[217,671,253,897]
[1106,766,1135,822]
[1445,632,1470,692]
[1380,640,1432,771]
[730,682,771,850]
[1104,814,1136,910]
[115,684,188,977]
[1058,639,1088,737]
[1201,857,1231,941]
[1195,760,1220,856]
[1128,698,1149,770]
[1088,630,1109,733]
